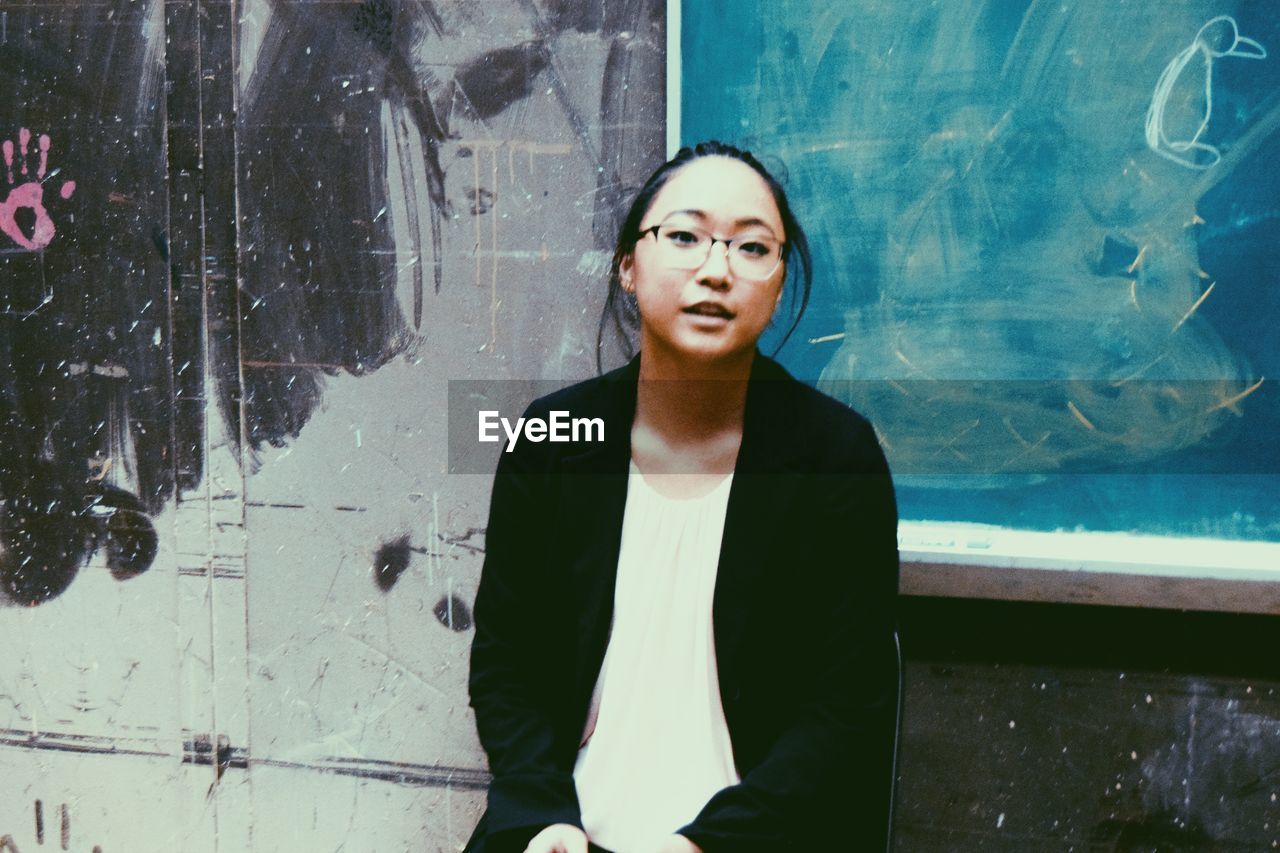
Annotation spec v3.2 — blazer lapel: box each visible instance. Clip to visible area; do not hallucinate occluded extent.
[557,358,637,713]
[713,355,802,688]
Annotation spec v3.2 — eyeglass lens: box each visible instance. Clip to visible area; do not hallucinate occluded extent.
[653,225,783,280]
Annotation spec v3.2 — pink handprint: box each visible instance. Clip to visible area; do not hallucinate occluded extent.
[1,127,76,251]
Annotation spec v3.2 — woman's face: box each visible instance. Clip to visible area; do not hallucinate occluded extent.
[622,156,787,366]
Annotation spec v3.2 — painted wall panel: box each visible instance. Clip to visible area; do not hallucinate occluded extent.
[3,0,665,849]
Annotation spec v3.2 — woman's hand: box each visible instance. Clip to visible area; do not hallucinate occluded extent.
[634,835,703,853]
[523,823,590,853]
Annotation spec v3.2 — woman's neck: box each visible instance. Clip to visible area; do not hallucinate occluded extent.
[632,345,753,454]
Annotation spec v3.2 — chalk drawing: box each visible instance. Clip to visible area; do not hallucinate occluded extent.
[0,128,76,251]
[1146,16,1267,170]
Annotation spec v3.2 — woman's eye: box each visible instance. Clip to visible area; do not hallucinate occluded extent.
[737,240,772,258]
[664,230,702,247]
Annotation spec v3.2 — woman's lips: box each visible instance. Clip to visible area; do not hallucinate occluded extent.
[682,302,734,319]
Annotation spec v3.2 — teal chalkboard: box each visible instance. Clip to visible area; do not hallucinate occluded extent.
[682,0,1280,544]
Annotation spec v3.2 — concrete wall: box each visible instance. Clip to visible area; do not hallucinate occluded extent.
[0,1,664,850]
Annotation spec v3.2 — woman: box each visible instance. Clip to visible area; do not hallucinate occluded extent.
[466,142,900,853]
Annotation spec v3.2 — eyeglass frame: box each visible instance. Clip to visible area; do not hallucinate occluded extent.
[635,222,788,281]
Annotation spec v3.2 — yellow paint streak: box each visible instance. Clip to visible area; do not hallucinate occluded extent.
[894,348,934,378]
[1112,353,1169,386]
[1126,244,1148,274]
[808,332,845,344]
[888,380,913,398]
[997,431,1051,472]
[1002,416,1030,448]
[455,139,573,156]
[473,150,482,290]
[1067,400,1097,431]
[799,141,850,154]
[491,147,500,350]
[940,419,981,462]
[1209,377,1266,414]
[961,110,1014,176]
[1172,281,1216,332]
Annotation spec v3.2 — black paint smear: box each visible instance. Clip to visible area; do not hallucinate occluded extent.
[11,206,38,244]
[433,594,472,632]
[0,1,176,605]
[594,0,666,250]
[103,509,157,579]
[83,485,157,579]
[517,0,665,250]
[373,535,412,592]
[453,42,550,121]
[237,1,441,451]
[0,474,158,605]
[0,473,91,605]
[237,0,662,452]
[543,0,606,34]
[377,0,455,305]
[385,40,449,310]
[353,0,396,55]
[151,224,170,262]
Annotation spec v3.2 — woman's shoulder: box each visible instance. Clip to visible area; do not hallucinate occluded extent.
[522,360,634,421]
[748,355,886,474]
[752,355,878,433]
[491,362,635,472]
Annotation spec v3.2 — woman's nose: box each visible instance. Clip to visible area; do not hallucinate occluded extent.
[696,240,732,286]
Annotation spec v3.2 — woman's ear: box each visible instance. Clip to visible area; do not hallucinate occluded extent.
[620,254,635,293]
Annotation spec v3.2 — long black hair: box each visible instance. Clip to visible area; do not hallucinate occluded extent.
[595,141,813,373]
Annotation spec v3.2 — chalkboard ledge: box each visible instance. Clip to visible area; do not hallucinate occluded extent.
[898,521,1280,615]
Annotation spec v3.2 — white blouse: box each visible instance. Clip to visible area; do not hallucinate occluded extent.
[572,462,741,853]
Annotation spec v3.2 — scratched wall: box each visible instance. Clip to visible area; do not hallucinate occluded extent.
[0,1,664,850]
[896,598,1280,851]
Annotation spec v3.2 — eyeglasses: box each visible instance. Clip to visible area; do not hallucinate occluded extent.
[637,222,785,281]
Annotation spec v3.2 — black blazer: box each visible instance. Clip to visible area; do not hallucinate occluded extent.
[465,353,900,853]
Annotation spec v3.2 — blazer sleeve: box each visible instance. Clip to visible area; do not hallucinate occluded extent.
[678,417,901,852]
[468,413,584,845]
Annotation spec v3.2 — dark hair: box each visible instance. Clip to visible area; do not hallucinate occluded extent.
[595,140,813,373]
